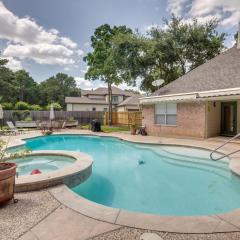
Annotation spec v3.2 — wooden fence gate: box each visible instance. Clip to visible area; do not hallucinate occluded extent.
[105,112,142,126]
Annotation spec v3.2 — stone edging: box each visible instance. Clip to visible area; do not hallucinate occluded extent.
[50,184,240,234]
[14,150,93,192]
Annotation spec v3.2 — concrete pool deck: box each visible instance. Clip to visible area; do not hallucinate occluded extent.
[2,129,240,239]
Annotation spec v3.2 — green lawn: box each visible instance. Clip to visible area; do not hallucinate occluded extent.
[80,124,130,133]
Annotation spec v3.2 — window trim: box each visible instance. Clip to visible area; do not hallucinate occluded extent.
[155,103,177,126]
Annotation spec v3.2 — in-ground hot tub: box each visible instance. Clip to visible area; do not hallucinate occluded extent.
[10,154,75,176]
[7,150,93,192]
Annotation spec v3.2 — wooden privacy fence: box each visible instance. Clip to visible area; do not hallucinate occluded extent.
[2,110,105,125]
[105,112,142,126]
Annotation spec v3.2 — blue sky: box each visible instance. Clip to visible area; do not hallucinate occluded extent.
[0,0,239,90]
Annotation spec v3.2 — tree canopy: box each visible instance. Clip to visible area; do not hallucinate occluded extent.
[111,16,226,92]
[84,24,133,124]
[39,73,80,107]
[0,59,80,110]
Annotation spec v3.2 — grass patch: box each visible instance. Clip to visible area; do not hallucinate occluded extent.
[80,124,130,133]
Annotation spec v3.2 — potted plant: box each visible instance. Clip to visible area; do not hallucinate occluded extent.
[129,112,139,135]
[0,139,29,204]
[130,124,137,135]
[0,139,17,204]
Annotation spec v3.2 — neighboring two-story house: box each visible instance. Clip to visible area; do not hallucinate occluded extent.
[66,86,140,112]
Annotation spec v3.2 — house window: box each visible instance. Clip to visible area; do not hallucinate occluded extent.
[92,107,96,111]
[155,103,177,125]
[112,96,118,103]
[103,108,108,112]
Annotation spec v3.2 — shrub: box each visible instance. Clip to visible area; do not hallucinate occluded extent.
[15,101,30,110]
[1,102,14,110]
[24,116,33,122]
[30,104,42,111]
[68,116,75,121]
[46,102,62,111]
[12,110,30,121]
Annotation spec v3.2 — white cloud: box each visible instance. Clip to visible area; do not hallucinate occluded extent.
[80,66,89,74]
[4,57,22,71]
[114,77,143,93]
[3,43,74,65]
[0,2,56,45]
[74,76,143,92]
[60,37,77,49]
[74,77,106,90]
[0,2,82,66]
[83,42,91,48]
[144,24,160,32]
[77,49,84,56]
[167,0,189,16]
[167,0,240,28]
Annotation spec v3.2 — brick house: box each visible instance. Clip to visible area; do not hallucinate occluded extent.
[140,45,240,138]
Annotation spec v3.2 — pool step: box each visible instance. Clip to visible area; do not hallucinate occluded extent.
[135,144,231,179]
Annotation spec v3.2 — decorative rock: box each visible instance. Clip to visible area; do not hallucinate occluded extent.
[140,233,163,240]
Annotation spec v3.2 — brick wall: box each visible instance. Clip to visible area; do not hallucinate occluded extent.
[142,102,207,138]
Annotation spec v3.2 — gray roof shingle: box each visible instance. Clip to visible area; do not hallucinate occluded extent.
[65,96,108,105]
[82,86,133,96]
[152,47,240,96]
[118,95,141,106]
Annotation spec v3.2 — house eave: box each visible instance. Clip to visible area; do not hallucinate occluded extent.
[140,87,240,104]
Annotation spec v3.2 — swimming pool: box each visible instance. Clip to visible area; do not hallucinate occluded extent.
[18,134,240,216]
[10,155,75,176]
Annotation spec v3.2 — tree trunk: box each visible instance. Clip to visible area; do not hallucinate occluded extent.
[107,82,112,126]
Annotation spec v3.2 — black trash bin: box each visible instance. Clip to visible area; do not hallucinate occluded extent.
[91,119,101,132]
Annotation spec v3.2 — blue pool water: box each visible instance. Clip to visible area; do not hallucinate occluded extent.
[16,134,240,216]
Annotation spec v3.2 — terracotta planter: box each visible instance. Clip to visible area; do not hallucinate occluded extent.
[0,163,17,204]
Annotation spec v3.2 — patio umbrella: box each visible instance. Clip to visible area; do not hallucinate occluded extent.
[50,104,55,120]
[49,104,55,129]
[0,104,3,129]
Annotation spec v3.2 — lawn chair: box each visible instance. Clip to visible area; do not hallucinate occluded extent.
[6,121,26,135]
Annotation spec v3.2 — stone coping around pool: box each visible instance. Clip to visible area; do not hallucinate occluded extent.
[50,184,240,234]
[13,150,93,192]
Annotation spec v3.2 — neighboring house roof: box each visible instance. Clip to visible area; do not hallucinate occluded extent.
[152,47,240,97]
[65,96,108,105]
[82,86,133,96]
[118,95,141,106]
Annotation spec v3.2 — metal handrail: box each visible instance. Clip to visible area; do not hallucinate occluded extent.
[210,133,240,161]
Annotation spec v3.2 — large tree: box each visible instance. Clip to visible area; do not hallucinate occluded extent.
[111,16,225,92]
[0,58,16,103]
[84,24,133,124]
[14,70,39,104]
[39,73,80,107]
